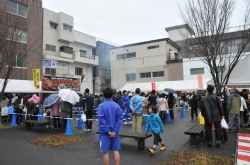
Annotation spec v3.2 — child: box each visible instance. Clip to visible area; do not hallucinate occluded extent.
[145,105,166,155]
[98,88,123,165]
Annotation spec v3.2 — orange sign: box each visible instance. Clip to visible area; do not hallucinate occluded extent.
[197,74,203,89]
[151,82,156,90]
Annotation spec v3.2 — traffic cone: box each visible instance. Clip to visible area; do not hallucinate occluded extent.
[65,117,74,136]
[76,113,84,129]
[10,113,17,127]
[180,106,185,118]
[165,111,172,122]
[34,115,41,130]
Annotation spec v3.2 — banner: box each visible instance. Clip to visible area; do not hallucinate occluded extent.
[197,74,203,89]
[151,82,156,90]
[32,69,40,89]
[42,76,80,91]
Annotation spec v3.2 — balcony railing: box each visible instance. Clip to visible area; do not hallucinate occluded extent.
[74,51,95,59]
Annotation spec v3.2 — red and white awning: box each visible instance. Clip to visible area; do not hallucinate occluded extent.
[236,133,250,165]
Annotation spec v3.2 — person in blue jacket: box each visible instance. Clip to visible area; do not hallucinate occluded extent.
[130,88,143,133]
[145,105,166,155]
[98,87,123,165]
[121,90,131,124]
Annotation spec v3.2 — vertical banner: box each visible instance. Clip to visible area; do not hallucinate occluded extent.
[33,69,40,89]
[197,74,203,89]
[151,82,156,90]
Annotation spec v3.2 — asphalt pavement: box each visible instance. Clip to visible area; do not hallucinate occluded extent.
[0,110,243,165]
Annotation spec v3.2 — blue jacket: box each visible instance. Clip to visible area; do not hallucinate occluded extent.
[98,99,123,135]
[144,113,164,134]
[129,94,143,115]
[121,95,130,109]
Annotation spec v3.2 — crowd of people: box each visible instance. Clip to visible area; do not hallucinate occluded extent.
[1,85,250,165]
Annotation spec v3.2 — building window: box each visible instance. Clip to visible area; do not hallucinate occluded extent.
[211,66,225,73]
[6,0,28,18]
[7,28,27,43]
[45,68,56,76]
[148,45,159,49]
[190,68,204,75]
[50,22,57,30]
[60,46,73,54]
[10,55,26,68]
[140,72,151,78]
[126,52,136,58]
[126,73,136,81]
[75,67,83,76]
[80,50,87,57]
[45,44,56,52]
[63,24,72,32]
[116,54,125,60]
[152,71,164,77]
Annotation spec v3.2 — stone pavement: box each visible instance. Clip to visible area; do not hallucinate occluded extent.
[0,110,242,165]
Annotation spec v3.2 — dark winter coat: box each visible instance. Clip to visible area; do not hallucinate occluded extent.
[113,94,122,107]
[82,94,94,111]
[14,98,25,113]
[26,101,38,115]
[190,97,199,109]
[200,94,224,124]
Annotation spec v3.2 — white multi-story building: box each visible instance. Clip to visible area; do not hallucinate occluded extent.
[111,38,182,91]
[42,8,98,93]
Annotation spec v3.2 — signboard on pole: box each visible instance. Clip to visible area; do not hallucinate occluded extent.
[151,82,156,90]
[197,74,203,89]
[32,69,40,89]
[42,76,80,91]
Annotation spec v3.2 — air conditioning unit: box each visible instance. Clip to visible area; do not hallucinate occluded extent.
[170,51,176,60]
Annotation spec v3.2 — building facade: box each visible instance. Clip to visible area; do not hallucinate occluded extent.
[43,8,98,93]
[110,38,182,91]
[92,41,116,93]
[165,24,250,81]
[2,0,43,80]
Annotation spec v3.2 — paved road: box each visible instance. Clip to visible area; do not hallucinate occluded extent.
[0,110,242,165]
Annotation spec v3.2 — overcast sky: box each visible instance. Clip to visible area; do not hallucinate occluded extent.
[43,0,247,46]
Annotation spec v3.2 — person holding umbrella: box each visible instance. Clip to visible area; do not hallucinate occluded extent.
[58,85,79,131]
[44,93,61,131]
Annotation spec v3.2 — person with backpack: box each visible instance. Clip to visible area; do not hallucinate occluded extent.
[82,88,94,131]
[227,87,241,133]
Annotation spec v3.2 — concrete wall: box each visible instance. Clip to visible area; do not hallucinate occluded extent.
[183,58,211,80]
[168,28,190,42]
[43,8,97,93]
[0,0,43,80]
[111,40,179,91]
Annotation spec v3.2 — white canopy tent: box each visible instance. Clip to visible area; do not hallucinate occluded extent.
[120,82,162,92]
[206,55,250,87]
[157,79,209,91]
[0,79,42,93]
[121,79,209,92]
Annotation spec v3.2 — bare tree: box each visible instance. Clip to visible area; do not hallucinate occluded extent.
[179,0,250,91]
[0,1,42,100]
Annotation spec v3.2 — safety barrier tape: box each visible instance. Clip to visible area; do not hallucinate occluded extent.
[0,113,98,121]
